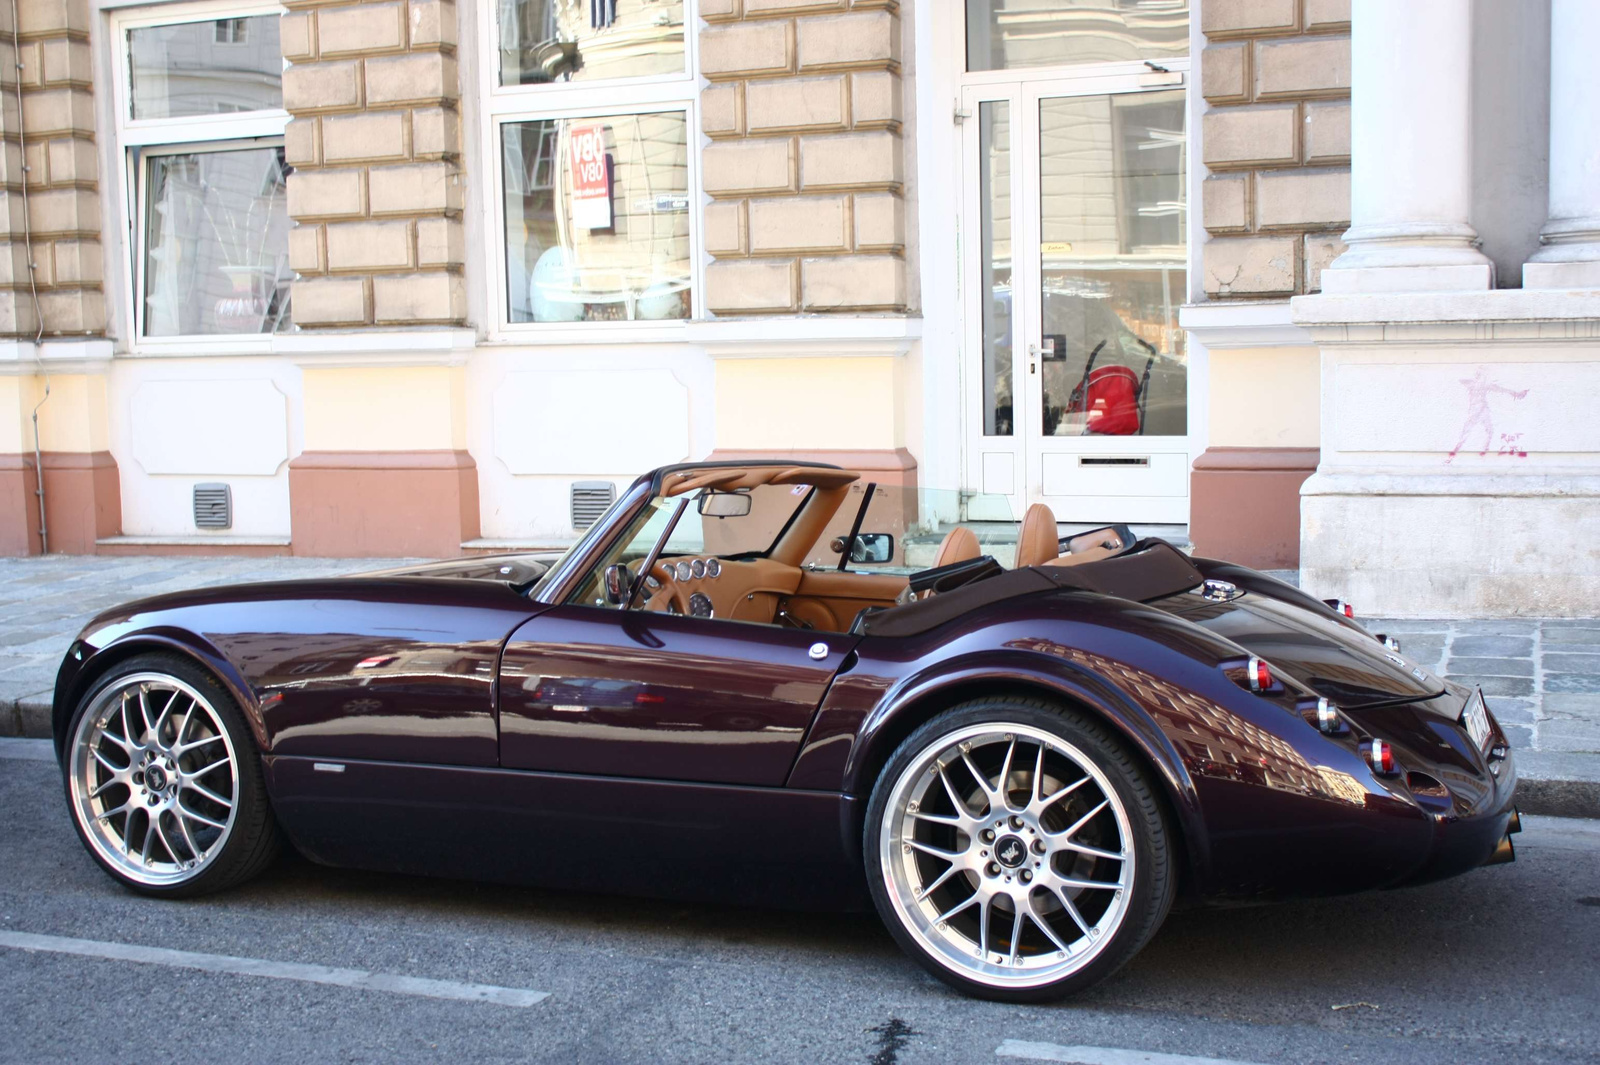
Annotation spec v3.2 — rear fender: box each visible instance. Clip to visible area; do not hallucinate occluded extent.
[843,647,1210,890]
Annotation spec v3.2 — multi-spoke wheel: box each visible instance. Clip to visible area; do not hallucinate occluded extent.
[865,697,1175,1001]
[65,654,280,897]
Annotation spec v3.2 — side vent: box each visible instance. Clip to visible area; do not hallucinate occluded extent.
[193,483,232,529]
[570,480,616,530]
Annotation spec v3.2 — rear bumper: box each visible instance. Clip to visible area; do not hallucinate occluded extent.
[1395,745,1519,888]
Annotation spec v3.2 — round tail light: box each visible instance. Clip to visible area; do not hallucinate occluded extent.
[1246,655,1272,692]
[1367,739,1397,775]
[1380,635,1401,653]
[1315,698,1344,734]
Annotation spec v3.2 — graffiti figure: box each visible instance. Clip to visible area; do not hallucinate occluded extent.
[1446,367,1527,463]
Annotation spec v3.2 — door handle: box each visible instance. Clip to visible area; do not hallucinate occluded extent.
[1027,338,1054,374]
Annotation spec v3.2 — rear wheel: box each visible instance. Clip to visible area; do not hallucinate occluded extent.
[864,696,1175,1001]
[64,654,280,898]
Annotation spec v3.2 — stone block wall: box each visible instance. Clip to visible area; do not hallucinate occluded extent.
[699,0,906,315]
[0,0,102,337]
[282,0,466,327]
[1200,0,1350,297]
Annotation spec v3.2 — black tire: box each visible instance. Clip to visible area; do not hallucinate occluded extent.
[863,695,1175,1002]
[63,653,281,898]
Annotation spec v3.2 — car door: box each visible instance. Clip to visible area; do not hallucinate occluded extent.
[498,604,860,786]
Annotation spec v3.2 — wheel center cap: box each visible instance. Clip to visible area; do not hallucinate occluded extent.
[995,834,1027,869]
[146,764,168,791]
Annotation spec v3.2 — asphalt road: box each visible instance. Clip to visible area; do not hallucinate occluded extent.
[2,740,1597,1065]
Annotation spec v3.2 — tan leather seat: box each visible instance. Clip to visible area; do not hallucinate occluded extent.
[1015,503,1061,568]
[932,526,981,568]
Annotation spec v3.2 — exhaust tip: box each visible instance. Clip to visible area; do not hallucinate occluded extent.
[1507,807,1523,835]
[1485,832,1516,866]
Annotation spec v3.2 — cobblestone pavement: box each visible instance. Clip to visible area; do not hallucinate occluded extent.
[1,557,1595,798]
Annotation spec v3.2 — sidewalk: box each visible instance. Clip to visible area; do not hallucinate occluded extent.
[3,555,1595,816]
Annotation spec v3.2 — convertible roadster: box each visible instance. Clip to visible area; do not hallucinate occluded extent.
[52,461,1519,1001]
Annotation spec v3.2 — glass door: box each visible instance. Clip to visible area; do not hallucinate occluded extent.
[963,71,1190,524]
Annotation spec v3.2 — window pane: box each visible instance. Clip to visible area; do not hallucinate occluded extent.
[143,147,291,336]
[967,0,1188,72]
[502,113,691,323]
[499,0,685,86]
[979,100,1012,437]
[1038,91,1186,438]
[129,16,283,119]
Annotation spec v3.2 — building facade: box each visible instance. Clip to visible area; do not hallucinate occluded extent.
[0,0,1593,616]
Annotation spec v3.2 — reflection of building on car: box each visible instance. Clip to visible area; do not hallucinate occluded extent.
[54,460,1520,1006]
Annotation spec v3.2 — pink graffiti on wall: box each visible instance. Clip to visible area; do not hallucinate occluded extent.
[1446,367,1528,463]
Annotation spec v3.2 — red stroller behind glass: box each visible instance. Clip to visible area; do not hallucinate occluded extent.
[1065,340,1156,436]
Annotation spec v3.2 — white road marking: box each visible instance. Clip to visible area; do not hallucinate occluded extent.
[0,930,550,1008]
[0,738,53,761]
[996,1041,1274,1065]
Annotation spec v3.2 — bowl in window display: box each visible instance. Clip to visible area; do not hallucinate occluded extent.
[214,265,273,333]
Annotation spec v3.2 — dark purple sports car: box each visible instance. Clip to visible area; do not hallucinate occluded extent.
[52,461,1519,1001]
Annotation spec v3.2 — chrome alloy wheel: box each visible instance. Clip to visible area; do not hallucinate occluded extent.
[879,723,1135,990]
[68,673,241,887]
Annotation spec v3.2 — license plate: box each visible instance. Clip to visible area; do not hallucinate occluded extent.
[1462,689,1492,750]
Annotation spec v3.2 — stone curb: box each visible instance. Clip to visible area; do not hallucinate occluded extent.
[5,691,1596,818]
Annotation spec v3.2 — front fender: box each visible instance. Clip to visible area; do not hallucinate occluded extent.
[52,626,267,761]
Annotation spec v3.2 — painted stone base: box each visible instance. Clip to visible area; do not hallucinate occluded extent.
[289,450,480,558]
[1301,471,1600,617]
[1190,447,1319,569]
[0,451,121,555]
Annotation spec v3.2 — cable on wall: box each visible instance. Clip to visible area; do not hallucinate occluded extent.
[11,0,49,552]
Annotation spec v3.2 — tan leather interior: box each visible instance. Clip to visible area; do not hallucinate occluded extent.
[1015,503,1061,568]
[1042,525,1131,569]
[647,556,804,624]
[932,526,981,568]
[780,570,908,631]
[662,465,859,497]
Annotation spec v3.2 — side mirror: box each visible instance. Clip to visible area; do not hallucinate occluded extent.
[843,532,894,564]
[697,490,752,518]
[602,562,634,606]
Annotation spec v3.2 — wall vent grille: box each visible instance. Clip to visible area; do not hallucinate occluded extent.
[193,483,232,529]
[570,481,616,529]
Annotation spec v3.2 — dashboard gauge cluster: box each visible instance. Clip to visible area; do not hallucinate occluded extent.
[673,558,722,582]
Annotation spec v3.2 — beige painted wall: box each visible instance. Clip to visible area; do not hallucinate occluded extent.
[0,374,111,453]
[1207,346,1320,448]
[301,366,467,452]
[714,356,903,451]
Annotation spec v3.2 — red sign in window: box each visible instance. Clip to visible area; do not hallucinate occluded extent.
[569,124,613,230]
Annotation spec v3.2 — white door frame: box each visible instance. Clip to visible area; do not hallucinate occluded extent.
[958,60,1196,525]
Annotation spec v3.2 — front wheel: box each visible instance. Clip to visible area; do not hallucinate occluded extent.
[64,653,281,898]
[864,697,1175,1001]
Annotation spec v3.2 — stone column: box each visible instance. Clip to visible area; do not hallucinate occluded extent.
[1523,0,1600,289]
[1319,0,1493,292]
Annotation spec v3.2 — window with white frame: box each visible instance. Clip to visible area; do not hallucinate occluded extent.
[491,0,695,325]
[114,4,291,340]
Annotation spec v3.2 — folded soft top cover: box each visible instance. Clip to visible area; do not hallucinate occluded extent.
[859,539,1203,638]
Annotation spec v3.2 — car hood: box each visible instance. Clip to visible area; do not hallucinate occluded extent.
[1152,588,1444,708]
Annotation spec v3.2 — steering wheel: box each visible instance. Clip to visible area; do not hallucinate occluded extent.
[644,560,692,615]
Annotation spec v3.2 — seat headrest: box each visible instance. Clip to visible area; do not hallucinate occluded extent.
[1015,503,1060,568]
[932,526,981,569]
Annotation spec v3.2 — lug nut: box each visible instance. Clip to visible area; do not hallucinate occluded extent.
[1009,815,1024,830]
[1032,839,1046,854]
[981,829,995,843]
[986,862,1000,877]
[1020,870,1032,884]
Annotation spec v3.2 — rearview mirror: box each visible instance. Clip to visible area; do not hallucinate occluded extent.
[602,562,634,606]
[697,491,751,518]
[831,532,894,564]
